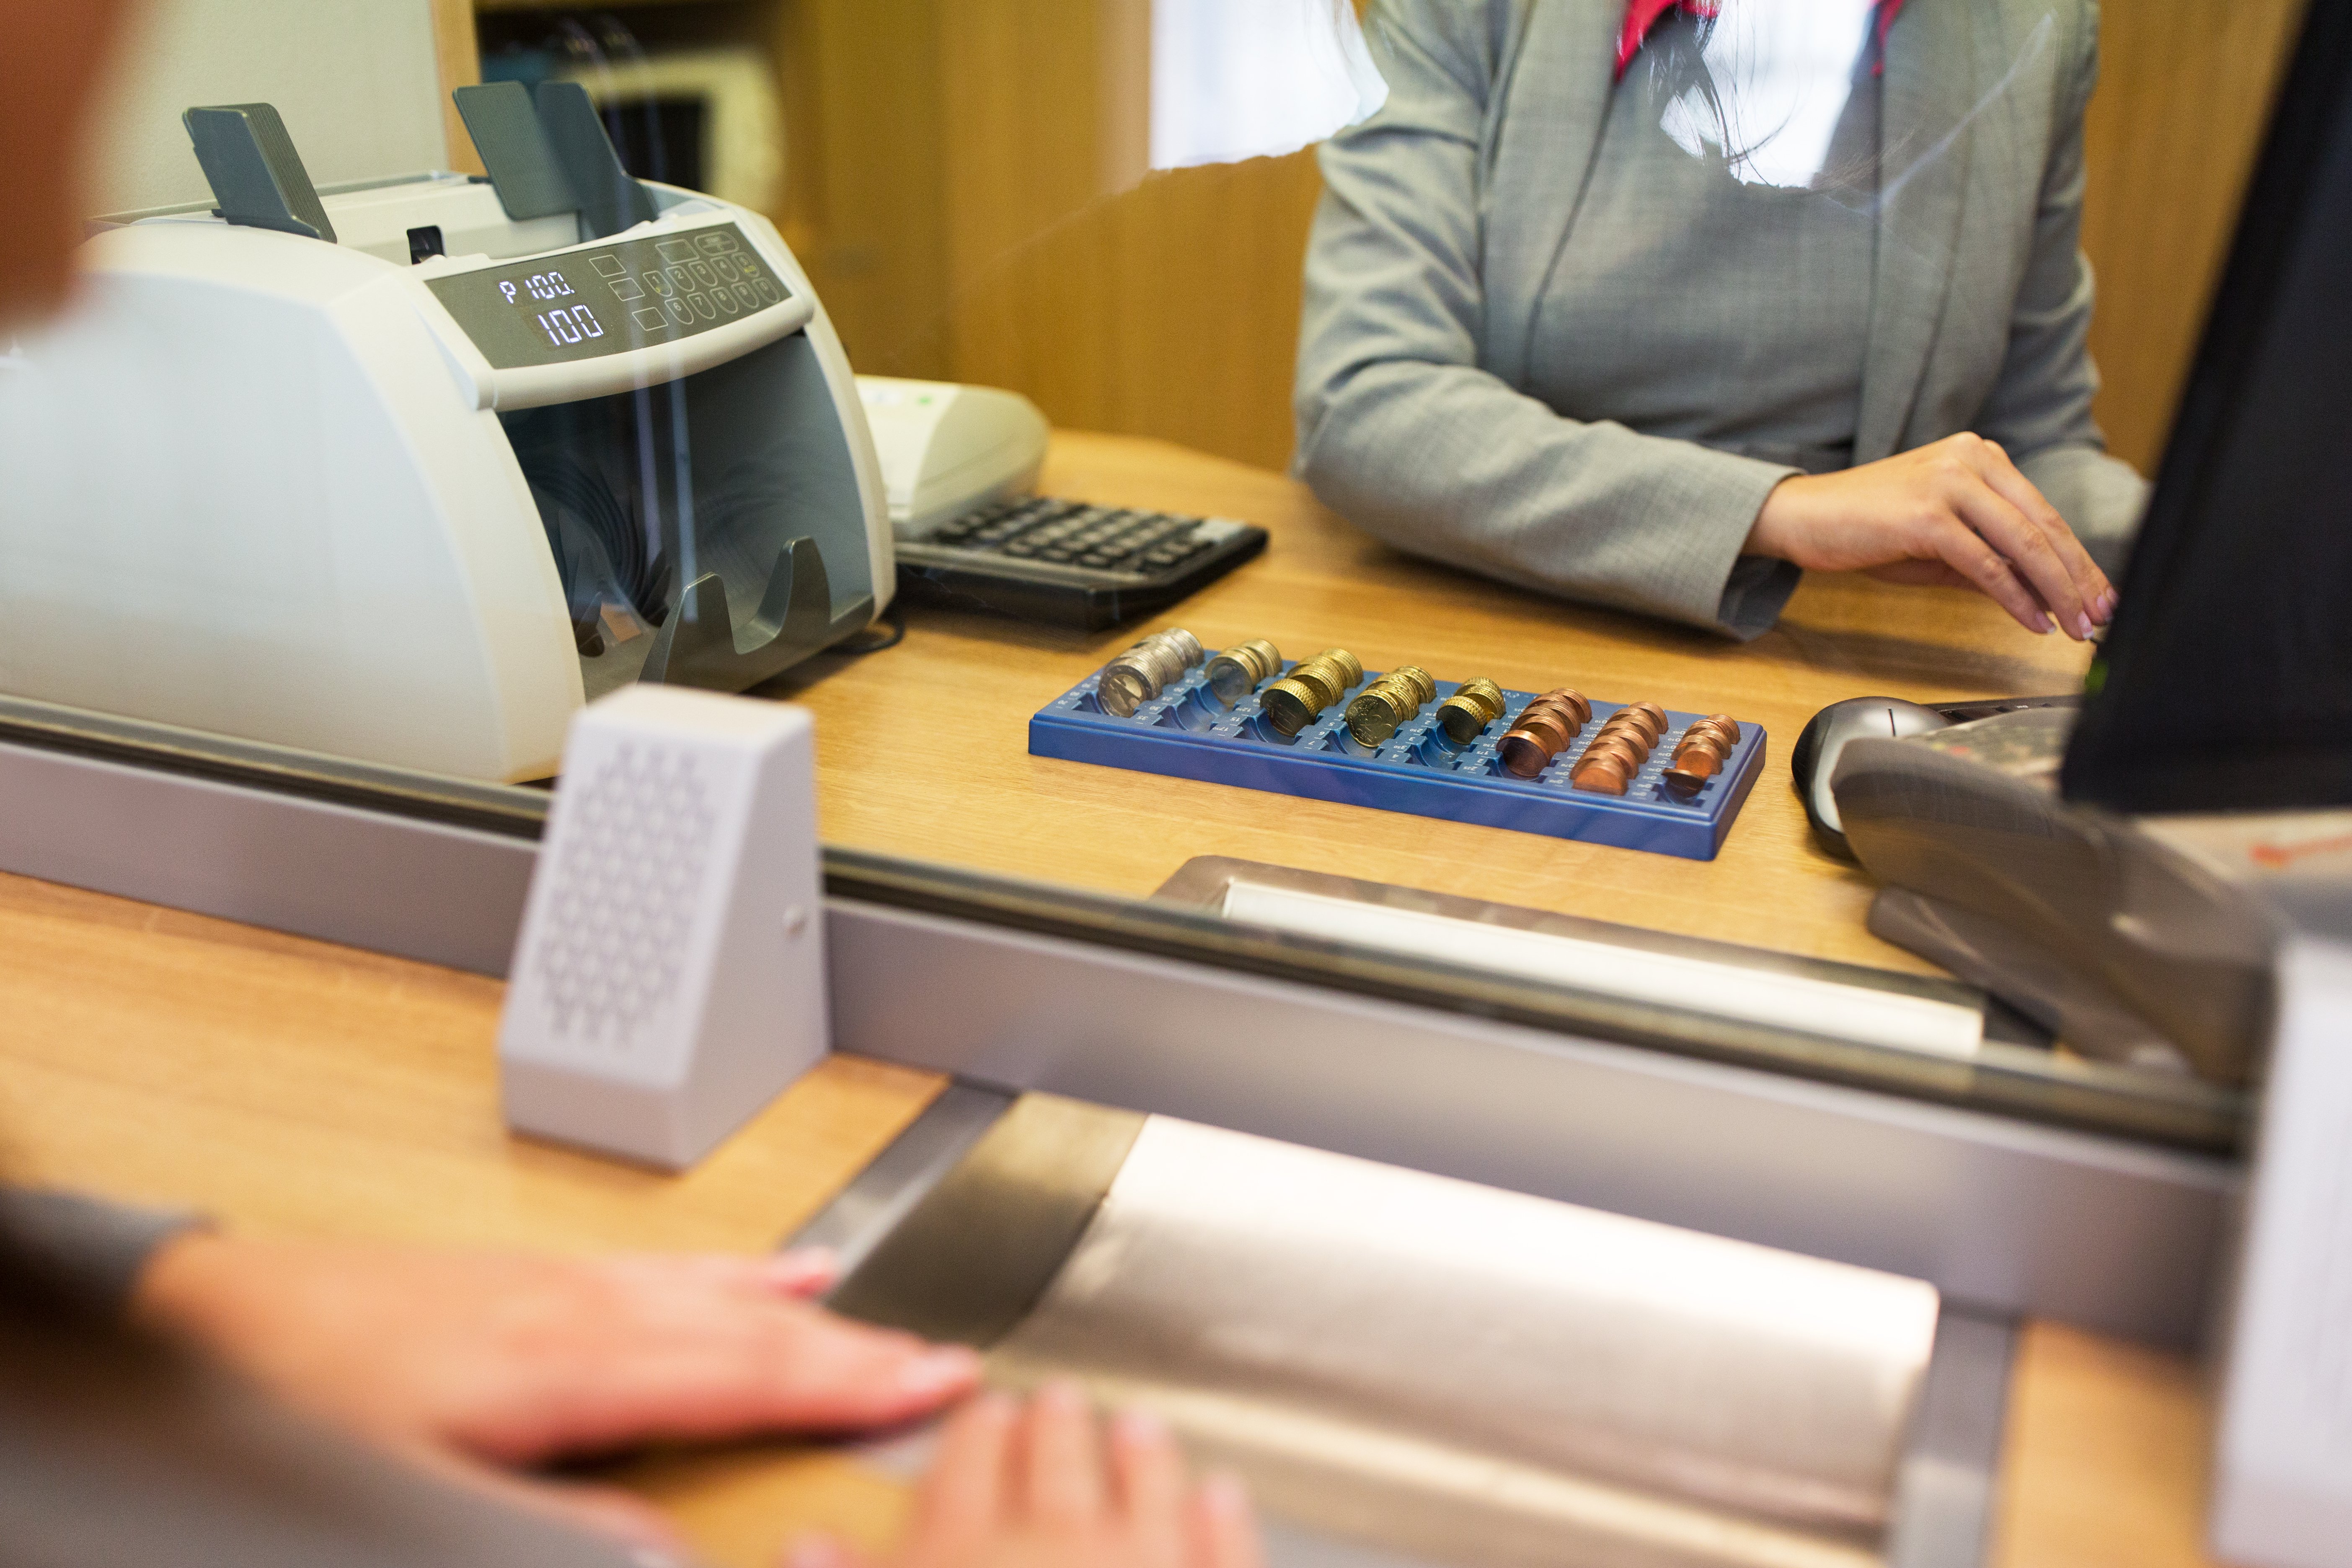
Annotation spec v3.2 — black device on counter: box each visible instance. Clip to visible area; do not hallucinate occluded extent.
[2060,0,2352,813]
[893,495,1269,630]
[1791,695,2080,858]
[1795,3,2352,1083]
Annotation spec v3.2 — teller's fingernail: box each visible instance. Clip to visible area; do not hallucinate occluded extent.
[771,1246,837,1279]
[1038,1377,1090,1411]
[899,1345,982,1395]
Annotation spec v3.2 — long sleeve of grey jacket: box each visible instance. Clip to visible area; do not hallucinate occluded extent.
[0,1186,207,1308]
[0,1192,645,1568]
[1295,0,2148,641]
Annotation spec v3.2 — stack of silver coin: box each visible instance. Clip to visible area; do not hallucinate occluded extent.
[1097,628,1206,717]
[1203,638,1283,707]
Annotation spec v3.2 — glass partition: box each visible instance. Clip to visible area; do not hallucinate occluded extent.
[0,0,2318,1150]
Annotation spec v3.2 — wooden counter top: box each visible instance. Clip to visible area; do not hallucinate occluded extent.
[770,431,2093,975]
[0,432,2216,1568]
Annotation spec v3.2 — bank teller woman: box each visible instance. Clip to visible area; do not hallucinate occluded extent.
[1297,0,2143,642]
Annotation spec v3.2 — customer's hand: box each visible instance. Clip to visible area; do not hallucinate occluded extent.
[134,1236,981,1548]
[793,1383,1264,1568]
[1745,433,2117,639]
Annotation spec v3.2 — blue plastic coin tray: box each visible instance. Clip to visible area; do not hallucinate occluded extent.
[1029,657,1768,860]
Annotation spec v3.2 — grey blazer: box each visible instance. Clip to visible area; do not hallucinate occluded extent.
[1295,0,2150,639]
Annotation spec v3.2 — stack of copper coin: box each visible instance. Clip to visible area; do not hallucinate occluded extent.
[1434,678,1506,745]
[1202,638,1283,707]
[1662,715,1742,794]
[1260,648,1366,736]
[1496,687,1593,778]
[1097,628,1205,718]
[1344,665,1439,746]
[1569,701,1669,795]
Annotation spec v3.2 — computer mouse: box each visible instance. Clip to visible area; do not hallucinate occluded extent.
[1791,697,1953,858]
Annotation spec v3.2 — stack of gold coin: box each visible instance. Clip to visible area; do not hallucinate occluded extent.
[1496,688,1593,778]
[1434,678,1506,745]
[1344,665,1439,746]
[1259,648,1365,736]
[1570,701,1668,795]
[1662,715,1742,794]
[1097,628,1206,718]
[1203,639,1283,707]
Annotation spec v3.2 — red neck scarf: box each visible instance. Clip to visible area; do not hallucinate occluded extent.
[1616,0,1908,81]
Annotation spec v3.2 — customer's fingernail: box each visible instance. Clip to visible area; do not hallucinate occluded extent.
[2076,612,2095,639]
[785,1536,843,1568]
[1115,1406,1171,1445]
[899,1345,981,1394]
[1039,1377,1089,1410]
[1203,1472,1254,1520]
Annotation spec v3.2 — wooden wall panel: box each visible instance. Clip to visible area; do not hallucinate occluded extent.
[431,0,486,175]
[922,0,1325,473]
[936,1,1133,422]
[2079,0,2311,474]
[786,0,953,380]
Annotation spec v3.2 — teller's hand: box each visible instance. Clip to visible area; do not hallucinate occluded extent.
[134,1235,982,1550]
[1745,433,2117,639]
[793,1384,1264,1568]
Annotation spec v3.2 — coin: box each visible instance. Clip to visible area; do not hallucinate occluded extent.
[1698,713,1741,745]
[1285,665,1335,708]
[1595,723,1656,758]
[1096,628,1207,717]
[1098,664,1155,717]
[1600,711,1661,749]
[1571,757,1631,795]
[1385,665,1438,708]
[1520,695,1585,727]
[1535,688,1594,728]
[1680,729,1734,759]
[1670,747,1721,780]
[1312,648,1366,691]
[1629,701,1668,731]
[1261,679,1323,736]
[1583,734,1646,774]
[1204,638,1281,706]
[1436,678,1505,744]
[1346,687,1409,746]
[1511,708,1574,753]
[1498,730,1557,778]
[1297,650,1361,702]
[1204,656,1258,706]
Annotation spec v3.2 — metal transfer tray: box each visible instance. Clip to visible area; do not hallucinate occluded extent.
[1027,659,1768,860]
[792,1087,2013,1568]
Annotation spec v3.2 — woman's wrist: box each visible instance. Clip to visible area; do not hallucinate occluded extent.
[1744,474,1815,563]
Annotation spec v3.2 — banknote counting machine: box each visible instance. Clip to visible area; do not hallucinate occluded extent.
[0,89,892,781]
